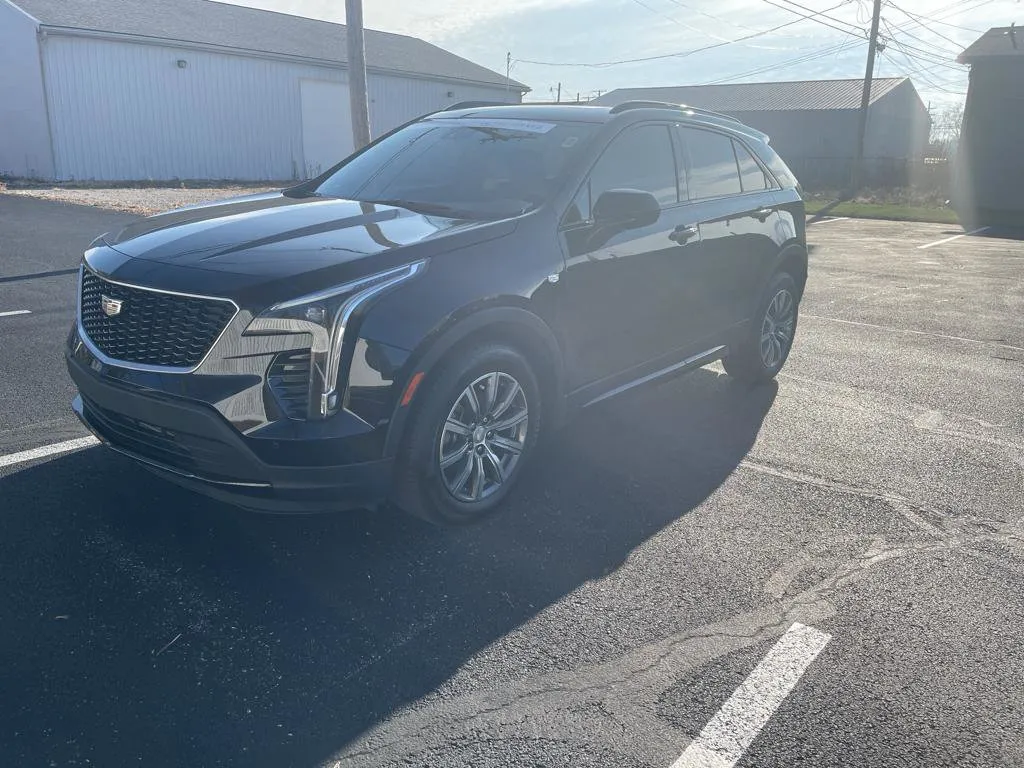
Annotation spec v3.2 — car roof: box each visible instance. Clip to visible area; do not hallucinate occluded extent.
[434,104,613,123]
[431,102,769,143]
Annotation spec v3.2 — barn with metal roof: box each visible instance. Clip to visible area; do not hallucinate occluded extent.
[0,0,528,181]
[593,78,931,189]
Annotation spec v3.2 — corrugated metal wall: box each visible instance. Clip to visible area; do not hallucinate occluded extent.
[41,34,513,181]
[726,96,929,190]
[0,3,54,179]
[958,59,1024,217]
[864,80,930,160]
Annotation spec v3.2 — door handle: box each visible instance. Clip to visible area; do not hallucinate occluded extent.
[754,207,774,222]
[669,225,698,244]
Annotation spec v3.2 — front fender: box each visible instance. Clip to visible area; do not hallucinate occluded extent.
[380,304,565,458]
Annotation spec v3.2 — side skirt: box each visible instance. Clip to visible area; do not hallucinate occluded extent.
[575,345,728,410]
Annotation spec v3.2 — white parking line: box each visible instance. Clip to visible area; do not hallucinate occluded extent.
[670,622,831,768]
[918,226,989,249]
[0,309,32,318]
[810,216,849,225]
[802,313,1024,352]
[0,436,99,470]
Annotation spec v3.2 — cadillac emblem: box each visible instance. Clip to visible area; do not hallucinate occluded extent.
[100,294,124,317]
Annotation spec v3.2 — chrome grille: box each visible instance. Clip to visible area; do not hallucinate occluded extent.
[80,269,236,368]
[267,349,312,419]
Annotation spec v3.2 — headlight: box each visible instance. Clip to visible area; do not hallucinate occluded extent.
[245,261,425,419]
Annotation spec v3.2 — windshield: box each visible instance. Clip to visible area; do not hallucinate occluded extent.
[308,117,599,218]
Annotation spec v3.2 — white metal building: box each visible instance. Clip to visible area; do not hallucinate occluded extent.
[0,0,528,181]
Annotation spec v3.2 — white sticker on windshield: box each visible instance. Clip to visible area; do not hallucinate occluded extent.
[426,117,557,134]
[561,136,579,148]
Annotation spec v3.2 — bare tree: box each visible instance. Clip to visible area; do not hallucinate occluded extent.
[930,102,965,158]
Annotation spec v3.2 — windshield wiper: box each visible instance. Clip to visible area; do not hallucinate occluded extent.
[360,198,494,219]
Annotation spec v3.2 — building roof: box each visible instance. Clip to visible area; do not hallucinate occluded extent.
[10,0,527,90]
[958,24,1024,62]
[591,78,911,112]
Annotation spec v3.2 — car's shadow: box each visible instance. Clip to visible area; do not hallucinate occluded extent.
[0,367,776,767]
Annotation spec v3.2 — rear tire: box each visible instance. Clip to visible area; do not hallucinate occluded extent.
[723,272,799,385]
[391,343,542,526]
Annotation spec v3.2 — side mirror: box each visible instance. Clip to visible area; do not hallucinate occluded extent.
[592,188,660,230]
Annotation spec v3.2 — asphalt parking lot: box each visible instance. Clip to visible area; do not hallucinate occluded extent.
[1,195,1022,768]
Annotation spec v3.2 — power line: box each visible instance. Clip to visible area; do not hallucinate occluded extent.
[880,49,967,94]
[633,0,826,50]
[775,0,866,35]
[883,44,960,83]
[885,36,966,71]
[627,0,730,40]
[886,29,960,60]
[878,19,967,70]
[761,0,867,39]
[880,16,966,62]
[702,40,856,83]
[516,3,850,67]
[941,0,996,14]
[934,0,1000,23]
[884,22,960,56]
[879,26,968,84]
[660,0,763,33]
[856,0,871,24]
[891,54,966,84]
[883,1,969,47]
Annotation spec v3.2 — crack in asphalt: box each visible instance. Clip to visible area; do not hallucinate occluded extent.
[780,372,1024,455]
[738,458,1021,541]
[328,459,1024,767]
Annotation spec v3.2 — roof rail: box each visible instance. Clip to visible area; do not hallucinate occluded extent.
[441,100,515,111]
[608,100,741,124]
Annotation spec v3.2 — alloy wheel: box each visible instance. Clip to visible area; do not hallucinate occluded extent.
[438,371,529,503]
[760,288,795,369]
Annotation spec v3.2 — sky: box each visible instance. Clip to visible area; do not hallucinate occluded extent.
[224,0,1021,113]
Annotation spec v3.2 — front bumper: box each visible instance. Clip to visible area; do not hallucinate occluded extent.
[67,353,393,513]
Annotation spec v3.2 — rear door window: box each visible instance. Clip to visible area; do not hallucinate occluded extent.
[678,127,743,200]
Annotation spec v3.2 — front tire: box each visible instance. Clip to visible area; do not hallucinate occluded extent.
[723,272,799,384]
[391,343,542,525]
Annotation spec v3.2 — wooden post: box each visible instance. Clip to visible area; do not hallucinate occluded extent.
[345,0,371,150]
[851,0,882,194]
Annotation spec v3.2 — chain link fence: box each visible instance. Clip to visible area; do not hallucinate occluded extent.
[787,156,951,197]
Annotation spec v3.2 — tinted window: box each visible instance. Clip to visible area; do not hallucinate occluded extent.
[760,145,799,190]
[735,141,769,192]
[586,125,678,213]
[311,118,598,218]
[680,128,742,199]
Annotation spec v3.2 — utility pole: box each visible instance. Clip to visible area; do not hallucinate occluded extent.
[556,82,561,103]
[850,0,882,194]
[505,52,512,98]
[345,0,371,150]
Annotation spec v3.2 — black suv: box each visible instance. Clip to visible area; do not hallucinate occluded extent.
[67,101,806,524]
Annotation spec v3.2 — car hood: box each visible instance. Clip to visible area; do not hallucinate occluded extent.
[92,192,517,306]
[105,192,501,271]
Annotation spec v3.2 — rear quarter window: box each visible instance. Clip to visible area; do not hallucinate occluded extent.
[753,143,800,190]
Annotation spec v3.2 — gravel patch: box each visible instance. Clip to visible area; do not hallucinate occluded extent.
[0,186,282,216]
